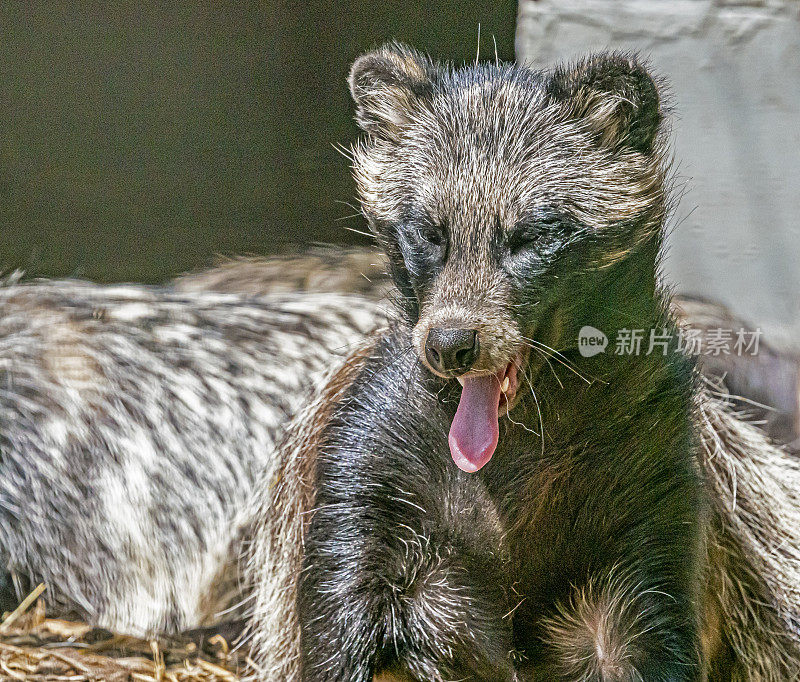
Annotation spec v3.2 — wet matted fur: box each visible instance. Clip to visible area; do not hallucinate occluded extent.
[247,46,800,681]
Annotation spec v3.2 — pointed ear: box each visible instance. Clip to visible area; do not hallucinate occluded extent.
[348,42,435,139]
[545,53,663,154]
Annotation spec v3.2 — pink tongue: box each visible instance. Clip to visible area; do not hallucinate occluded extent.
[448,371,503,473]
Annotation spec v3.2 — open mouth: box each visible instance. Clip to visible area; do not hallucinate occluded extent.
[448,348,529,473]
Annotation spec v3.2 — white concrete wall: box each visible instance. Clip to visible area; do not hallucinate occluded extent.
[517,0,800,339]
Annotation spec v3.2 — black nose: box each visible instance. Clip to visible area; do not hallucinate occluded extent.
[425,328,479,374]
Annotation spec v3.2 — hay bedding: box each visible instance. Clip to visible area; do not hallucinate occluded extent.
[0,586,244,681]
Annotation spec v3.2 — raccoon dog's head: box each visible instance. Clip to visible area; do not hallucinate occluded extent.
[349,43,668,472]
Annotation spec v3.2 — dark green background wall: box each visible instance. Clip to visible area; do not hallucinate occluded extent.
[0,2,517,282]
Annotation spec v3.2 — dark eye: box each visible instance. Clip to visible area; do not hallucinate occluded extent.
[419,225,444,247]
[396,220,447,274]
[507,225,544,255]
[506,212,566,257]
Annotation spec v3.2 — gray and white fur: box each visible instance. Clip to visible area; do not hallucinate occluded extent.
[0,262,388,636]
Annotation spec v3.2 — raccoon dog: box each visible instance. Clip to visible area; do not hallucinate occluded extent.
[248,46,800,681]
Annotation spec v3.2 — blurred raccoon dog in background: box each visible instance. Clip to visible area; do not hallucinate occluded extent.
[248,45,800,681]
[0,249,390,637]
[671,296,800,453]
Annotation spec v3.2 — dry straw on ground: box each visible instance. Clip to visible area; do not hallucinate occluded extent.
[0,585,245,681]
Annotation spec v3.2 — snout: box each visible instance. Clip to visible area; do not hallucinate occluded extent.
[424,327,479,375]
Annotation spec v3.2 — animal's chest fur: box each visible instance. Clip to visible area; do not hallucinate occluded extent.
[462,367,703,656]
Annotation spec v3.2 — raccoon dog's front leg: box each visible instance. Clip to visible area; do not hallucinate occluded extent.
[297,333,518,682]
[298,504,518,682]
